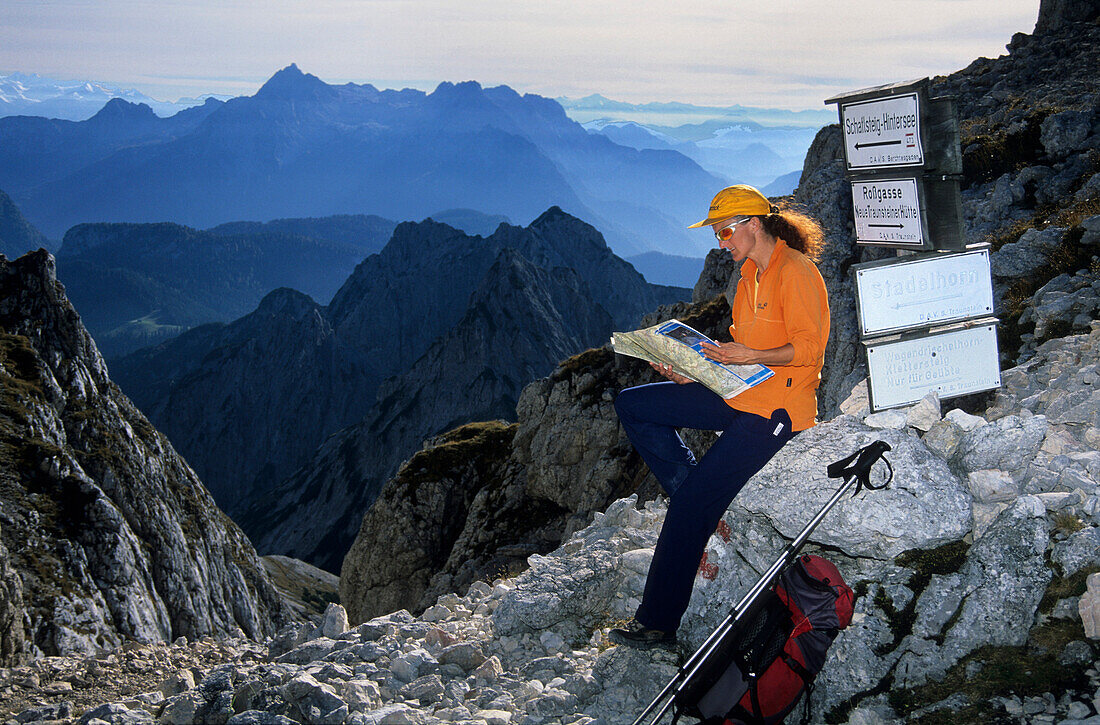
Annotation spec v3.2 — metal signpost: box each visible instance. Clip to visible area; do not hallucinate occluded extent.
[828,78,1002,411]
[827,78,965,252]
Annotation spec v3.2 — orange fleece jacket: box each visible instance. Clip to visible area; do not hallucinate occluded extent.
[727,239,830,431]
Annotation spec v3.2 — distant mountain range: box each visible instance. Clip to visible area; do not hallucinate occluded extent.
[557,94,835,128]
[0,64,723,259]
[53,214,397,357]
[582,118,818,192]
[624,251,706,289]
[0,72,220,120]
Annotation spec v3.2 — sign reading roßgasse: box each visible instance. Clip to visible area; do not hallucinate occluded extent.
[851,178,922,245]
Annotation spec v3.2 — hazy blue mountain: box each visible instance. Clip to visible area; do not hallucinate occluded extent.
[584,116,821,190]
[624,251,706,289]
[206,214,396,254]
[558,93,835,128]
[0,65,721,257]
[55,217,394,357]
[110,208,689,528]
[581,120,678,151]
[425,209,511,237]
[0,188,51,257]
[762,169,802,196]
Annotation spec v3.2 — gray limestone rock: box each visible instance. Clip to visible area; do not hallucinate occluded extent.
[731,419,972,561]
[991,227,1066,279]
[1041,109,1096,159]
[1051,527,1100,576]
[956,413,1049,475]
[0,523,26,667]
[0,251,289,659]
[894,496,1052,687]
[692,248,739,305]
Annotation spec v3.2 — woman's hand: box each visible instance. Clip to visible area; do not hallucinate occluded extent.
[649,361,693,384]
[700,341,756,365]
[701,341,796,366]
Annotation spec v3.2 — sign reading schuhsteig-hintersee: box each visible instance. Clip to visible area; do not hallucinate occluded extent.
[854,249,994,337]
[840,93,923,170]
[851,178,922,246]
[866,323,1001,410]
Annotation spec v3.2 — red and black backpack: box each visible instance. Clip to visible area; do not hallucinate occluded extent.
[673,554,855,725]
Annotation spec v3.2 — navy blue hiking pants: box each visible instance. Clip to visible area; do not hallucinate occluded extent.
[614,381,796,633]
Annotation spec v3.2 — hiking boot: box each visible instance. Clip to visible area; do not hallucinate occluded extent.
[609,619,676,649]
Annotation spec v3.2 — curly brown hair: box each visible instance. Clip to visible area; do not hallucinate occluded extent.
[757,202,826,262]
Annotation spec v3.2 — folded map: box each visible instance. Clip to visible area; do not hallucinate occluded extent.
[611,319,773,399]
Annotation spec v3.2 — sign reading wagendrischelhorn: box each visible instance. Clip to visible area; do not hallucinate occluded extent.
[865,323,1001,410]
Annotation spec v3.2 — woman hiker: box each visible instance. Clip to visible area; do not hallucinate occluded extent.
[609,184,830,648]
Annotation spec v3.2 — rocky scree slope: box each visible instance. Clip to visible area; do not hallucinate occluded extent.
[8,322,1100,723]
[0,250,290,666]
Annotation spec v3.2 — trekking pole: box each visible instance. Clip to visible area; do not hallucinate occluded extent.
[632,440,893,725]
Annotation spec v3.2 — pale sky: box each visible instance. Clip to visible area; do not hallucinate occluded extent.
[1,0,1040,110]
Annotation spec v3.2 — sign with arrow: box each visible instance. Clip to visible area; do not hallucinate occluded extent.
[852,178,923,246]
[840,93,923,170]
[853,248,994,337]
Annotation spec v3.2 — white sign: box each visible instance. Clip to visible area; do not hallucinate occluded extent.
[852,179,923,246]
[855,249,994,337]
[841,93,923,170]
[866,323,1001,410]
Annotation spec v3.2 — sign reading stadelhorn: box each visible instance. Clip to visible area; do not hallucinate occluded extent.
[853,248,994,337]
[840,93,924,170]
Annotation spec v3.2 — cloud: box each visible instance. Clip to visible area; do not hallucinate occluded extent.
[0,0,1040,107]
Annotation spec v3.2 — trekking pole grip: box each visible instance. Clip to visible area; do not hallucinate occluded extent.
[827,440,892,495]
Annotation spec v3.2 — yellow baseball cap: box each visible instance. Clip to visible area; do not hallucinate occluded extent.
[687,184,772,228]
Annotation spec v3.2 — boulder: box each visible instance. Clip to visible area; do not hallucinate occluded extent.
[1080,572,1100,639]
[729,419,972,561]
[894,497,1051,687]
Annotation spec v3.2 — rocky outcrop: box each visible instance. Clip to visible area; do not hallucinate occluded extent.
[17,366,1099,723]
[0,523,25,667]
[0,250,289,661]
[339,422,542,624]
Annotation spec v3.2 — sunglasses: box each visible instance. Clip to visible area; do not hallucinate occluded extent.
[714,217,751,242]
